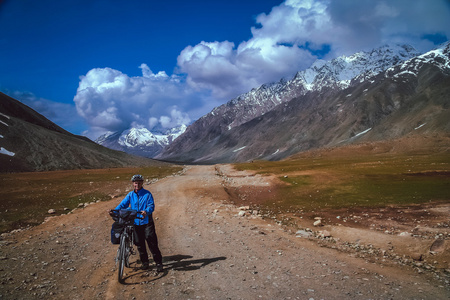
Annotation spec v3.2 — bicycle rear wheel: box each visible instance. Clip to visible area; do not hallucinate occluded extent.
[118,234,126,283]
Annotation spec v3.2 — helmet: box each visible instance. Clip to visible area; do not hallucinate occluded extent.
[131,174,144,182]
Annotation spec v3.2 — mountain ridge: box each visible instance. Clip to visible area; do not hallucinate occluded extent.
[0,92,166,172]
[157,42,449,163]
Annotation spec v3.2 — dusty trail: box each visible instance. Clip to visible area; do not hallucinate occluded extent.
[0,165,448,299]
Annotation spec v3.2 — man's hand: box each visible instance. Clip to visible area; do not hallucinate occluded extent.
[140,211,147,218]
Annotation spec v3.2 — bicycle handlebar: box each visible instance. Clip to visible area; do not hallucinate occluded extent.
[109,209,145,220]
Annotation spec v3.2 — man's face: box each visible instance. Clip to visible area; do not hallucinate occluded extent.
[133,180,143,192]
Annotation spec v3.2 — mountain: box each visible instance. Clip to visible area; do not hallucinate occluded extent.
[0,92,166,172]
[95,125,186,158]
[157,43,450,163]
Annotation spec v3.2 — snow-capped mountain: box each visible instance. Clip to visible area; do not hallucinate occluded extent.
[96,124,186,158]
[205,44,420,131]
[158,42,450,163]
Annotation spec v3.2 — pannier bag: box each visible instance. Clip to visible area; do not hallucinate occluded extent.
[110,209,138,244]
[111,222,124,244]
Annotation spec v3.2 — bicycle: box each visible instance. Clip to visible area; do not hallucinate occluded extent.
[110,209,144,284]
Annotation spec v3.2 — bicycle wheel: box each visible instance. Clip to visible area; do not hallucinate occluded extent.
[124,235,131,268]
[118,233,126,283]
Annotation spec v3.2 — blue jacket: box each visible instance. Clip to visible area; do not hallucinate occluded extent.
[115,188,155,225]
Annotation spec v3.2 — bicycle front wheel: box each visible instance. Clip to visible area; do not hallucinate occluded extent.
[125,238,131,268]
[118,234,126,283]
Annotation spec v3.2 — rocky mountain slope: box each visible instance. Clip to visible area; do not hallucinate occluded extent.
[158,43,450,163]
[95,125,186,158]
[0,92,165,172]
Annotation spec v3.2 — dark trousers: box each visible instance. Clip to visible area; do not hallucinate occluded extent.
[133,221,162,265]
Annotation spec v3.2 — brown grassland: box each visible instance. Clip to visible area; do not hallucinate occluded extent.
[0,166,183,233]
[234,151,449,213]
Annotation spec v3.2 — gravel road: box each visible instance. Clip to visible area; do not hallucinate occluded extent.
[1,165,448,299]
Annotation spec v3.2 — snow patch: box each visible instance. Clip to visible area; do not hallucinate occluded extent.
[415,123,426,130]
[0,147,15,156]
[353,128,372,138]
[394,70,417,78]
[233,146,246,152]
[0,112,10,119]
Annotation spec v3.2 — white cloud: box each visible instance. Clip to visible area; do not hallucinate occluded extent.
[74,66,199,138]
[159,107,191,129]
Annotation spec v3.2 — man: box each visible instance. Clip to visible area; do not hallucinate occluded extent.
[112,174,163,272]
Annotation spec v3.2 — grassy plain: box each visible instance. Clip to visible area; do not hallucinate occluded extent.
[0,165,183,233]
[234,151,449,215]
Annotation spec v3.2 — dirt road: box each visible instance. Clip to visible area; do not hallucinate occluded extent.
[1,165,448,299]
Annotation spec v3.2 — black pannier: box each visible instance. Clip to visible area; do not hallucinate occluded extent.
[111,222,124,244]
[110,209,138,244]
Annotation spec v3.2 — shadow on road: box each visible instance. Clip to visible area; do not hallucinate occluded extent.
[163,254,227,272]
[121,254,227,285]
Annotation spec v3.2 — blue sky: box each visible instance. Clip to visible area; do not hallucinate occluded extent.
[1,0,449,139]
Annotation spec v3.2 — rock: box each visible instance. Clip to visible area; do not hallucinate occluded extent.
[238,206,250,210]
[238,211,246,217]
[318,230,331,238]
[48,209,56,214]
[430,239,445,254]
[411,253,423,261]
[313,219,322,226]
[296,230,312,238]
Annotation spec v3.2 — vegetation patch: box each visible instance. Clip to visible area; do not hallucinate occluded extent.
[0,165,183,233]
[234,152,449,218]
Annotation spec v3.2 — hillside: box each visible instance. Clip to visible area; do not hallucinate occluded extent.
[158,43,450,163]
[0,92,166,172]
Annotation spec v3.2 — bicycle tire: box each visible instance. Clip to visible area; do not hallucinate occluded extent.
[125,234,131,268]
[118,233,126,283]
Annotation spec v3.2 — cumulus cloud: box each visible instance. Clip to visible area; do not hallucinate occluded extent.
[159,107,191,129]
[74,65,199,138]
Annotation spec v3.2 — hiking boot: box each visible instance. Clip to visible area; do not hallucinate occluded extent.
[140,262,150,270]
[156,263,163,272]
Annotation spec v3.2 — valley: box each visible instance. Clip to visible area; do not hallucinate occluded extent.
[0,141,448,299]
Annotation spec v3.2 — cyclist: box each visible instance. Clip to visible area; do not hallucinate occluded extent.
[111,174,163,272]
